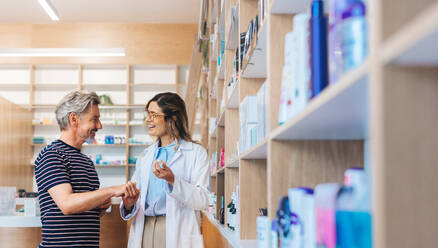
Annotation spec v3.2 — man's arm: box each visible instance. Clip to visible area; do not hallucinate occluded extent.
[48,183,129,215]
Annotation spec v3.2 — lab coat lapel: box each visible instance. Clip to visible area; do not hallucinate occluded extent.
[140,142,158,208]
[166,140,193,169]
[167,149,182,168]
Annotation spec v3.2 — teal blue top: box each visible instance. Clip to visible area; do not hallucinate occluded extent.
[144,140,177,216]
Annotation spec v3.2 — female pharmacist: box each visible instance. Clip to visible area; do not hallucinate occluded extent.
[120,92,210,248]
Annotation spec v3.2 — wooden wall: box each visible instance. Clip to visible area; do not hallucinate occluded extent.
[0,227,41,248]
[0,23,197,65]
[0,97,33,191]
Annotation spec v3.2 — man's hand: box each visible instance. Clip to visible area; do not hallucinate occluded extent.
[122,181,140,211]
[111,184,128,197]
[98,199,112,217]
[152,160,175,186]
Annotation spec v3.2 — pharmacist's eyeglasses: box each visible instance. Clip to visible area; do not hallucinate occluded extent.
[145,111,165,121]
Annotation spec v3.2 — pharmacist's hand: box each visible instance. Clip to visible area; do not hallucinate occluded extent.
[122,181,140,210]
[152,160,175,186]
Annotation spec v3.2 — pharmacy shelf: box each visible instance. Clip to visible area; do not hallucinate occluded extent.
[220,0,226,34]
[34,84,78,91]
[95,164,130,168]
[212,34,218,62]
[226,79,240,109]
[212,0,218,24]
[131,83,175,91]
[32,123,57,127]
[102,123,128,126]
[270,0,329,14]
[32,123,128,127]
[226,158,239,168]
[83,144,126,147]
[126,104,149,109]
[271,60,369,140]
[83,84,126,91]
[241,19,268,78]
[28,104,143,110]
[270,0,309,14]
[32,143,145,147]
[225,5,239,50]
[382,1,438,65]
[202,211,257,248]
[128,143,150,147]
[129,123,145,126]
[215,166,225,175]
[218,62,225,80]
[240,137,268,160]
[0,84,29,91]
[210,126,217,138]
[0,216,41,228]
[218,111,225,126]
[210,79,217,99]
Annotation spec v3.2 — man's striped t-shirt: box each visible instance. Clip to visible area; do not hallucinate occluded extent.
[35,139,101,248]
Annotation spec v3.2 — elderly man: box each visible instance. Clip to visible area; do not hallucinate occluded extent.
[34,90,139,248]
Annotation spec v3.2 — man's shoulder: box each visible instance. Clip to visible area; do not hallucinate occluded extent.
[35,142,67,165]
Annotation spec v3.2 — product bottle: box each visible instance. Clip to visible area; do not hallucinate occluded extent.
[310,0,329,98]
[335,168,372,248]
[271,220,279,248]
[340,1,367,73]
[315,183,342,248]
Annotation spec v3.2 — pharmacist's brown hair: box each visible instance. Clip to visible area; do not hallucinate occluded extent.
[146,92,195,144]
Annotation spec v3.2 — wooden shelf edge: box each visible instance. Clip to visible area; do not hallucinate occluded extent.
[270,59,370,140]
[226,79,239,109]
[201,211,256,248]
[226,158,239,168]
[382,1,438,65]
[239,137,269,160]
[215,166,226,175]
[218,111,225,126]
[241,19,268,79]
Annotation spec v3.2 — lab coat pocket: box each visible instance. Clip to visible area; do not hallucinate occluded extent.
[181,234,204,248]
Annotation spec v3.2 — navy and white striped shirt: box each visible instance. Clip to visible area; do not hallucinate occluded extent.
[35,139,101,248]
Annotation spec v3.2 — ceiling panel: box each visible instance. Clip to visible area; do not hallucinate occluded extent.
[0,0,200,23]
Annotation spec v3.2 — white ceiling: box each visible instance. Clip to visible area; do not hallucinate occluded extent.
[0,0,201,23]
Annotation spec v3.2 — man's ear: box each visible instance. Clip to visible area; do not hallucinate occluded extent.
[69,112,79,128]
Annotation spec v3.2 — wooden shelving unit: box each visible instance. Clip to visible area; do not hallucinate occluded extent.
[0,64,186,186]
[199,0,438,247]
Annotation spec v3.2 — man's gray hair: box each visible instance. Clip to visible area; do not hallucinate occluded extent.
[55,90,100,131]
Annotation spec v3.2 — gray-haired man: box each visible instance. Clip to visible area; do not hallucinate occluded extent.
[34,90,139,248]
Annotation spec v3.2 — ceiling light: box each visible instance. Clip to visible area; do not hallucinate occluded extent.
[38,0,60,21]
[0,48,126,57]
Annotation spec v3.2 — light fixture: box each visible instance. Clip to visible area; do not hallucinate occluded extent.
[0,48,126,57]
[38,0,60,21]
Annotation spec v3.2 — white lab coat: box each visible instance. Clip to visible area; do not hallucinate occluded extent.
[120,139,211,248]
